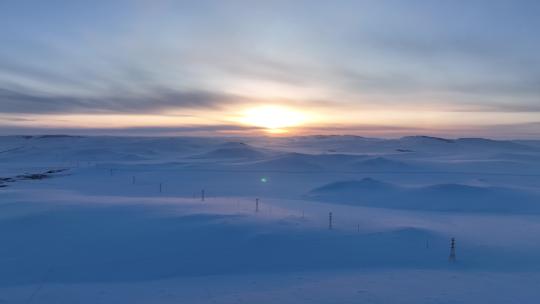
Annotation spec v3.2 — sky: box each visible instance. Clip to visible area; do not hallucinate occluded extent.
[0,0,539,138]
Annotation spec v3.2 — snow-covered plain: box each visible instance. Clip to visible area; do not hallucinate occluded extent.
[1,135,540,303]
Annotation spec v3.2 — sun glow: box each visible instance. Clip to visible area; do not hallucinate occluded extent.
[238,105,307,132]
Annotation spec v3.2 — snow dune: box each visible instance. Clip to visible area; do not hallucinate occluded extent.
[1,135,540,303]
[307,178,540,213]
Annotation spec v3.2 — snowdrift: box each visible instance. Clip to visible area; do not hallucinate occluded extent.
[0,201,447,286]
[190,142,267,160]
[351,157,421,172]
[307,178,540,213]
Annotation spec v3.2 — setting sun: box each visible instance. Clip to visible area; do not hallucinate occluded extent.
[238,105,307,132]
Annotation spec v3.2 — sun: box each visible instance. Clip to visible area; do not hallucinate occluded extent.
[238,105,307,132]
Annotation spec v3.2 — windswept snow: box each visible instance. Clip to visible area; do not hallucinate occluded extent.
[308,178,540,213]
[1,135,540,303]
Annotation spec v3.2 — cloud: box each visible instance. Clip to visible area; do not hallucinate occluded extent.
[0,86,242,114]
[0,124,262,136]
[446,79,540,97]
[1,0,540,139]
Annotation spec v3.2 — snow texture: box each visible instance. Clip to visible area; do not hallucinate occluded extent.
[1,135,540,303]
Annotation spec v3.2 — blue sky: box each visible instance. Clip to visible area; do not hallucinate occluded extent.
[1,0,539,138]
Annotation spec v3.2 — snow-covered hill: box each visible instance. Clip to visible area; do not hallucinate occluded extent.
[307,178,540,213]
[1,135,540,303]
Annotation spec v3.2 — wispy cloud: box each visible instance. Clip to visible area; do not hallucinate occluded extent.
[0,87,243,114]
[0,1,539,137]
[0,124,262,136]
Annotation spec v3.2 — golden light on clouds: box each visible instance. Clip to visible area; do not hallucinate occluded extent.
[3,105,539,138]
[237,105,308,133]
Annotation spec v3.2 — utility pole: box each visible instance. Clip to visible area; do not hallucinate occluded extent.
[255,198,259,213]
[159,183,162,193]
[328,212,333,230]
[109,168,113,176]
[132,176,135,185]
[201,189,205,202]
[449,237,456,263]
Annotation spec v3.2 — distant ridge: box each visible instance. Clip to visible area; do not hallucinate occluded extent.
[311,178,395,192]
[307,178,540,213]
[400,135,454,143]
[192,142,266,159]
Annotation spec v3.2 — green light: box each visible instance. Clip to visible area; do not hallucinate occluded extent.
[261,177,268,183]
